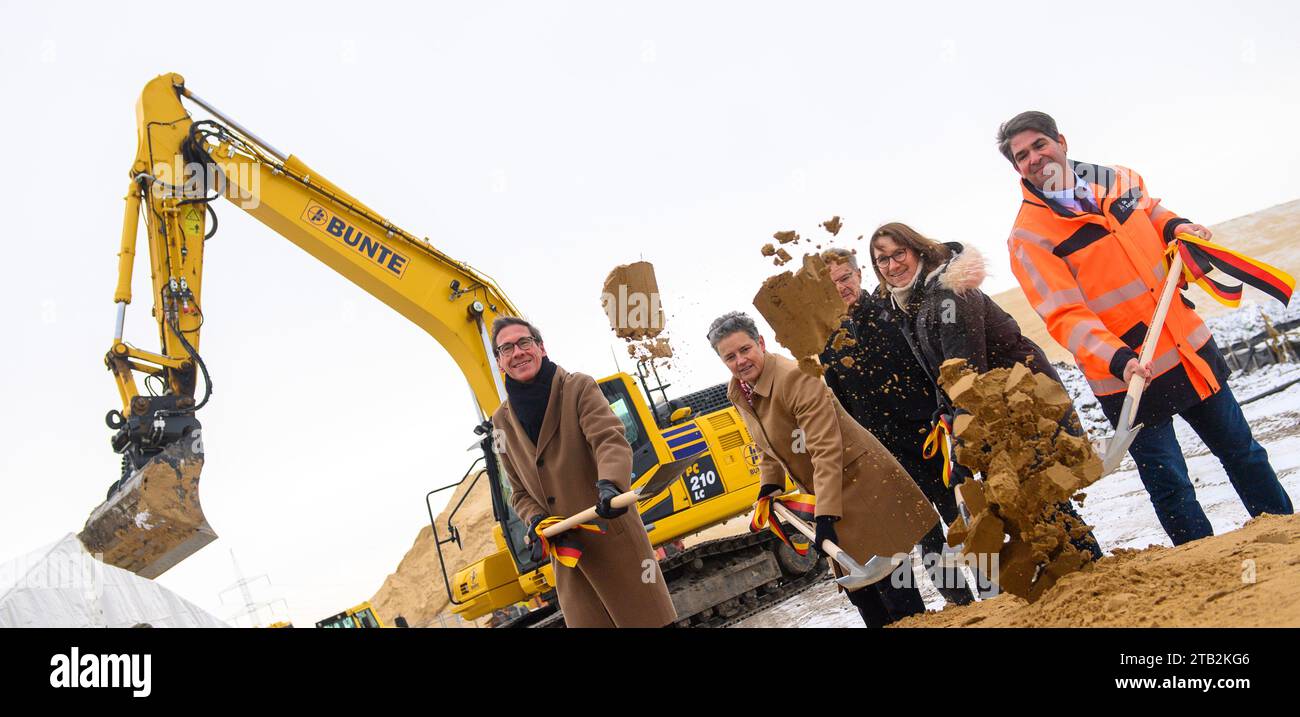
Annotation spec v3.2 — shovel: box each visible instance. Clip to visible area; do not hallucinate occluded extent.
[539,452,703,538]
[1100,250,1185,474]
[770,501,901,591]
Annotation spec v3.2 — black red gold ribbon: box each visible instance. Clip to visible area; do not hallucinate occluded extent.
[923,414,955,488]
[1174,233,1294,308]
[535,516,606,568]
[750,492,816,555]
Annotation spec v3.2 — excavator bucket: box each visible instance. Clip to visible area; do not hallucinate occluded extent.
[78,439,216,579]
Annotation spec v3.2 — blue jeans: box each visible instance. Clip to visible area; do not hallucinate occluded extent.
[1128,384,1293,545]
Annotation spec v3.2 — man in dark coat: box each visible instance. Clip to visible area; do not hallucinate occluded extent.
[821,248,975,608]
[490,316,677,628]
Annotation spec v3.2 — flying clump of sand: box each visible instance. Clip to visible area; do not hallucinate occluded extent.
[602,261,675,367]
[939,359,1102,602]
[753,253,845,376]
[752,217,861,377]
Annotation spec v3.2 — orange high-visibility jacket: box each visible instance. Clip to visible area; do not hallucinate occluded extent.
[1007,161,1229,427]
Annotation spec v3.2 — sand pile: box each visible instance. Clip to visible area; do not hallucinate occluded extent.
[752,253,845,376]
[896,512,1300,627]
[369,472,495,627]
[939,359,1102,602]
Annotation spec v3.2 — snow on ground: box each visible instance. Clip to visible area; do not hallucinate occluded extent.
[736,359,1300,629]
[1201,298,1300,347]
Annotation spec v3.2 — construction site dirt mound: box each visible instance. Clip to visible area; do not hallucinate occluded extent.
[369,472,495,627]
[895,512,1300,627]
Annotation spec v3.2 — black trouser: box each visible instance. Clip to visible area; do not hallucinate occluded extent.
[845,578,926,628]
[1059,410,1104,560]
[1054,500,1103,560]
[892,439,976,607]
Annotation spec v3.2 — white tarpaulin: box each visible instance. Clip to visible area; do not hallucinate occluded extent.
[0,533,228,628]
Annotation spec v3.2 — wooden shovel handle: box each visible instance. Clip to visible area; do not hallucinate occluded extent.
[771,501,849,562]
[538,490,639,538]
[1122,251,1184,424]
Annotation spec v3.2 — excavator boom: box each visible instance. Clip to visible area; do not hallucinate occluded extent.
[88,76,821,628]
[86,73,519,576]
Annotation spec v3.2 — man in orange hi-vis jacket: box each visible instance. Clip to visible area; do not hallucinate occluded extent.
[998,110,1293,546]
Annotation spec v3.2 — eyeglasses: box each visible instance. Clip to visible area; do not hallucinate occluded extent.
[874,248,911,269]
[495,336,538,359]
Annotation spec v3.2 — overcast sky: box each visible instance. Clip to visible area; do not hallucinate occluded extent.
[2,0,1297,627]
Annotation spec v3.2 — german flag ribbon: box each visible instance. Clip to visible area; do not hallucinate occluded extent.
[750,492,816,555]
[535,516,606,568]
[1172,233,1294,309]
[923,414,955,488]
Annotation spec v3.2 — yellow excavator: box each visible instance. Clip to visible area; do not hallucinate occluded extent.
[85,73,823,627]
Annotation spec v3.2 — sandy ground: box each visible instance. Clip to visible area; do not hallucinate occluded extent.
[893,512,1299,627]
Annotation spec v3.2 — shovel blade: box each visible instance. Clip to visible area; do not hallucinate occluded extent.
[832,554,901,592]
[1101,422,1142,474]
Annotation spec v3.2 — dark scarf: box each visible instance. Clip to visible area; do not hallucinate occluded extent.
[505,357,558,445]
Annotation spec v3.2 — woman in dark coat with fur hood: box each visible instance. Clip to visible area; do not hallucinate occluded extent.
[868,222,1058,384]
[868,221,1102,560]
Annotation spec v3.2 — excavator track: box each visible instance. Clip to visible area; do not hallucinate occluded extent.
[526,530,830,628]
[661,531,830,628]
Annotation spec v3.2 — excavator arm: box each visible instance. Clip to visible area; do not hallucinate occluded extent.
[86,75,815,629]
[83,73,520,577]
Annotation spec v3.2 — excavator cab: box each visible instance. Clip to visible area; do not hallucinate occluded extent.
[316,602,385,629]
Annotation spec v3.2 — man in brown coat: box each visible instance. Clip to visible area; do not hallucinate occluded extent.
[489,316,677,628]
[708,311,939,627]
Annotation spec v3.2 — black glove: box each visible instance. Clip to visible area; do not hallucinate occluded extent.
[525,514,546,563]
[594,479,627,520]
[813,515,840,558]
[756,483,783,501]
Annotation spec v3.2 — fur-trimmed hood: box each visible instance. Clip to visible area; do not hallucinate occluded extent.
[928,242,987,296]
